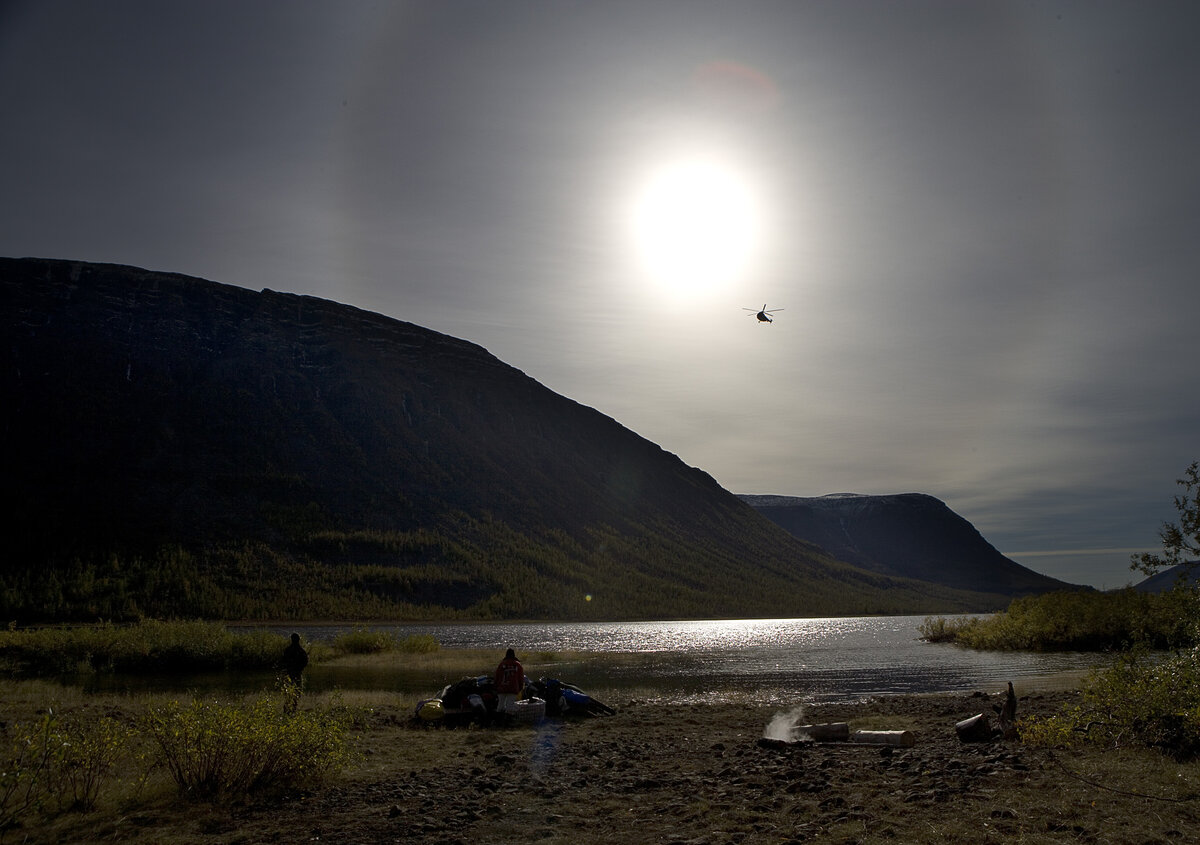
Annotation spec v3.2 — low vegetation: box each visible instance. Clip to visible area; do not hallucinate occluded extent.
[1,686,355,838]
[1020,647,1200,760]
[0,619,285,677]
[919,586,1200,651]
[924,460,1200,655]
[143,692,355,797]
[921,585,1200,761]
[928,461,1200,764]
[4,680,1199,844]
[0,620,440,678]
[330,627,439,656]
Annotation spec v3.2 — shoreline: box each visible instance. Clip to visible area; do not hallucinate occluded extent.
[26,683,1200,845]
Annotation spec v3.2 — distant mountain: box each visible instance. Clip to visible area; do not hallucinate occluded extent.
[1133,563,1200,593]
[739,493,1078,596]
[0,258,1009,622]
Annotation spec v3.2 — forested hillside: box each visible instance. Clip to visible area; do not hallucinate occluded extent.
[1,258,1010,621]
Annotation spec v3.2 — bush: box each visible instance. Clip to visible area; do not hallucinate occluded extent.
[924,589,1200,652]
[398,633,440,654]
[0,708,129,832]
[330,628,440,656]
[918,615,980,643]
[51,714,131,811]
[331,628,403,655]
[0,621,293,676]
[1020,648,1200,760]
[143,692,354,798]
[1,712,56,832]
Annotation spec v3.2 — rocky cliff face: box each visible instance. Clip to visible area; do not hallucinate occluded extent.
[2,258,1010,620]
[740,493,1077,596]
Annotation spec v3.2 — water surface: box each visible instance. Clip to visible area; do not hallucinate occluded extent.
[249,616,1102,706]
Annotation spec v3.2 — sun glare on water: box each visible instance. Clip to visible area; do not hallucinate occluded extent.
[628,155,764,299]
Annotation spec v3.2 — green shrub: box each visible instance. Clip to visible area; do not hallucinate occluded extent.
[1,712,56,832]
[1,708,132,829]
[918,615,980,643]
[228,628,295,668]
[50,714,130,811]
[0,621,293,677]
[330,629,440,656]
[925,588,1200,652]
[1021,648,1200,759]
[331,627,402,655]
[397,633,439,654]
[143,693,354,798]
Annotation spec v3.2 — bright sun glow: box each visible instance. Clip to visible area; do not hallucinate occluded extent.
[629,157,762,297]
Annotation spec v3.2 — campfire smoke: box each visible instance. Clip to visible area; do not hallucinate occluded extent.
[762,706,805,742]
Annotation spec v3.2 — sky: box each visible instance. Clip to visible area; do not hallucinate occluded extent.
[3,1,1198,589]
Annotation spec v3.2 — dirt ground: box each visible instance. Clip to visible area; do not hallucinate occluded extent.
[40,685,1200,845]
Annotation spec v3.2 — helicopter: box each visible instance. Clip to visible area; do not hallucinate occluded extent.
[743,304,784,323]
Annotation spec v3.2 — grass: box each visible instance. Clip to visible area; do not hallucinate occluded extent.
[6,660,1200,844]
[5,623,1199,843]
[0,681,360,842]
[0,621,288,676]
[327,628,439,655]
[0,621,450,679]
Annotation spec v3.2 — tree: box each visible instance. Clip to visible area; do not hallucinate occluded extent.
[1132,460,1200,580]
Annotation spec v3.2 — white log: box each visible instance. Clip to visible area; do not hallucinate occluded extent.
[850,729,915,747]
[794,722,850,742]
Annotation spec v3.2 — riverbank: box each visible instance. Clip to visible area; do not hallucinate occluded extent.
[21,681,1200,844]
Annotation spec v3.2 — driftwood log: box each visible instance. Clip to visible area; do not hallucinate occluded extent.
[956,682,1018,743]
[795,722,850,742]
[851,729,915,747]
[758,722,915,748]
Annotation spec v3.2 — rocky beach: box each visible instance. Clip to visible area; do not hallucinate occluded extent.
[36,684,1200,844]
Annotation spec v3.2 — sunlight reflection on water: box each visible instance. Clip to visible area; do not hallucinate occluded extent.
[278,615,1102,706]
[80,617,1102,706]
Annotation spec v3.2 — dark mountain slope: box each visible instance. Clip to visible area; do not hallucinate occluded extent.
[1133,563,1200,593]
[739,493,1078,596]
[1,258,1007,621]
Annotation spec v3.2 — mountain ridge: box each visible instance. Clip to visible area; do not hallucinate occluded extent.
[739,492,1076,596]
[2,257,1037,621]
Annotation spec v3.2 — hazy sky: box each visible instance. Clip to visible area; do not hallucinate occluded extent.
[3,1,1198,589]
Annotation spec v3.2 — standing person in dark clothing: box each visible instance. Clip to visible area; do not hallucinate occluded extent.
[494,648,524,724]
[282,632,308,711]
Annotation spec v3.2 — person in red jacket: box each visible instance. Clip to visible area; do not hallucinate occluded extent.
[494,648,524,723]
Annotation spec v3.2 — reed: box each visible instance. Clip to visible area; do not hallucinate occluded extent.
[0,620,288,676]
[329,628,439,655]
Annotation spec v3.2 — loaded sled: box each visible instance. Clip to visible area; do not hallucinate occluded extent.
[415,675,615,726]
[529,677,616,717]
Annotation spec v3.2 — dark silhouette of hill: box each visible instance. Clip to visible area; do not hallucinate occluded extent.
[1133,562,1200,593]
[1,258,1013,622]
[739,493,1078,596]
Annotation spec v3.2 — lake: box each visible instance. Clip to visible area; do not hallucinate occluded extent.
[266,615,1102,706]
[82,616,1101,705]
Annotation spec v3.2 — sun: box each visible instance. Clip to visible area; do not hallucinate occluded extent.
[628,156,762,297]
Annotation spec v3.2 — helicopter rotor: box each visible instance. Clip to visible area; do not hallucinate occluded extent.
[742,304,783,322]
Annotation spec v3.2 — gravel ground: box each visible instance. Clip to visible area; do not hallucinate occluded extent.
[42,686,1200,844]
